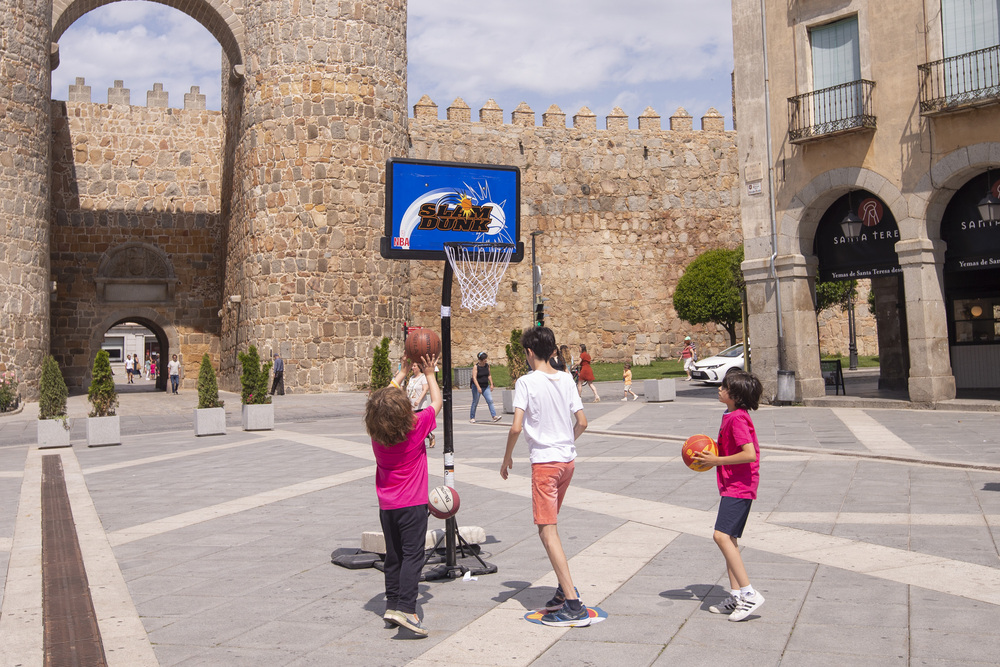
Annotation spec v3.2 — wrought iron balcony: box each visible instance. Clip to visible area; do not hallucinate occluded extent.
[919,44,1000,115]
[788,79,876,143]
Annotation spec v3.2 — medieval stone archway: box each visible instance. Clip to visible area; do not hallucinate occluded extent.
[51,0,245,71]
[88,309,179,392]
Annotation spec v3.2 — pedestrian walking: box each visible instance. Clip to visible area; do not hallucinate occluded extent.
[168,354,180,394]
[622,362,638,401]
[681,337,697,381]
[470,352,501,423]
[271,353,285,395]
[576,344,599,402]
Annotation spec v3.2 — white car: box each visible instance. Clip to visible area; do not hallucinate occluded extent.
[690,344,745,384]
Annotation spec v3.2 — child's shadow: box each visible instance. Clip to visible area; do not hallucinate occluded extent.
[660,584,718,611]
[493,580,545,609]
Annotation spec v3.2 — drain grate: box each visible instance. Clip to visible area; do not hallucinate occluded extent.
[41,455,107,667]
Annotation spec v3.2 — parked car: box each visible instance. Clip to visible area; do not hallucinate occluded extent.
[690,343,745,384]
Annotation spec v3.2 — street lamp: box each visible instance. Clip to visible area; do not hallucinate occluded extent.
[978,169,1000,221]
[840,193,860,370]
[531,231,544,326]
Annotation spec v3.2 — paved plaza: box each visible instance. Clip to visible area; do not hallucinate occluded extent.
[0,379,998,665]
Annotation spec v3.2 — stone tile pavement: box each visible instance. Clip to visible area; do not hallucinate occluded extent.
[0,379,998,665]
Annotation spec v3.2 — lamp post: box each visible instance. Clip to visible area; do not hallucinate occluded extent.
[979,170,1000,221]
[841,195,861,370]
[531,231,544,325]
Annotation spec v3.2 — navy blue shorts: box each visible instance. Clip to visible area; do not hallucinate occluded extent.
[715,496,753,538]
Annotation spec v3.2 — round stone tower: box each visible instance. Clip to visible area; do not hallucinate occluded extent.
[225,0,411,390]
[0,0,53,398]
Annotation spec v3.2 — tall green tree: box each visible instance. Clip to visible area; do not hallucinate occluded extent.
[505,329,527,389]
[238,345,272,405]
[197,353,224,409]
[814,277,857,313]
[672,247,745,344]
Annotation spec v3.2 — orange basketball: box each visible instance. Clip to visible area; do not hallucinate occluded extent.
[405,329,441,361]
[682,434,718,472]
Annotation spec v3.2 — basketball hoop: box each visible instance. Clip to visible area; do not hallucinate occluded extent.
[443,242,515,311]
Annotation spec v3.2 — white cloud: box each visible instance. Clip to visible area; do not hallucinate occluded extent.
[408,0,734,126]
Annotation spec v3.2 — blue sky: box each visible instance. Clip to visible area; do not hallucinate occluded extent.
[52,1,735,129]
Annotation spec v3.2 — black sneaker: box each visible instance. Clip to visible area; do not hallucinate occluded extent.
[544,585,581,612]
[540,602,591,627]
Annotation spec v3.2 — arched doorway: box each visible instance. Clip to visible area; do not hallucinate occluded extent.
[940,171,1000,390]
[89,313,176,392]
[813,189,909,391]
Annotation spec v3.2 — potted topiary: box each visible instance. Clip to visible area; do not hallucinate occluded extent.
[193,353,226,436]
[502,329,527,414]
[238,345,273,431]
[38,355,70,447]
[86,349,120,446]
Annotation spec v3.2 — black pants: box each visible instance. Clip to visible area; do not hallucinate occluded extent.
[379,504,427,614]
[270,371,284,395]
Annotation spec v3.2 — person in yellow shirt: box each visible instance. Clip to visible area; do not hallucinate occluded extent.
[621,362,638,401]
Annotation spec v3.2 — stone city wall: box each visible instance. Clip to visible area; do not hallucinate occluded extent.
[406,98,745,367]
[49,88,225,390]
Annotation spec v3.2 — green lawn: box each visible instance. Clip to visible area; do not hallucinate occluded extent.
[820,355,880,368]
[485,359,687,388]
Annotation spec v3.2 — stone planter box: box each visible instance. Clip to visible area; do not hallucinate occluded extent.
[193,407,226,436]
[242,403,274,431]
[644,378,676,402]
[38,418,71,448]
[501,389,515,414]
[86,415,121,446]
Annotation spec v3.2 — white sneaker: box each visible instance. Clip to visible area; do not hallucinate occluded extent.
[708,594,740,614]
[729,592,764,622]
[621,397,627,401]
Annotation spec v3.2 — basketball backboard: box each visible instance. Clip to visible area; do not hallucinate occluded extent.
[381,158,523,262]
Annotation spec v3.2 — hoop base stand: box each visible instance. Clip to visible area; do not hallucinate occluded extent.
[421,517,497,580]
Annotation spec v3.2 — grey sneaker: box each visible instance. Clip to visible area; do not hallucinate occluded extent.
[544,585,581,612]
[708,594,740,614]
[383,609,403,628]
[394,611,429,636]
[540,602,591,627]
[729,591,765,622]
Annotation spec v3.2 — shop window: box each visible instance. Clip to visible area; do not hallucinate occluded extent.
[952,297,1000,343]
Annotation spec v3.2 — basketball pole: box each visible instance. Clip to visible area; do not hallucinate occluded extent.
[438,260,463,578]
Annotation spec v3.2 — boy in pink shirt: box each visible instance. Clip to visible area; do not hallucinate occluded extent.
[365,354,441,637]
[693,369,765,622]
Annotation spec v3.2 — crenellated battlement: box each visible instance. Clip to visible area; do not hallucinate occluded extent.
[411,95,728,132]
[67,78,208,111]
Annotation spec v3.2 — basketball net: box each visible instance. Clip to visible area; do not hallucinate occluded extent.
[443,242,515,311]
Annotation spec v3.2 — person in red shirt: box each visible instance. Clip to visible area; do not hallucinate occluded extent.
[693,369,765,622]
[365,354,441,637]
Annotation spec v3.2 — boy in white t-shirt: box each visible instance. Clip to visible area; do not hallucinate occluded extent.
[500,326,589,627]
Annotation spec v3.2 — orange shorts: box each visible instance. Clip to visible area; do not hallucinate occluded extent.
[531,461,575,525]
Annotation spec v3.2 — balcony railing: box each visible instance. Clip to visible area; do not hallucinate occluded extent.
[788,79,876,143]
[919,44,1000,115]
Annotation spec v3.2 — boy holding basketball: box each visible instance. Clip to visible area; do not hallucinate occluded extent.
[693,369,765,622]
[500,326,590,627]
[365,353,442,637]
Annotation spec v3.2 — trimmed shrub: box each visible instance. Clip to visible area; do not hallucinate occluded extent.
[88,350,118,417]
[238,345,272,405]
[197,354,224,409]
[370,337,392,391]
[38,356,68,420]
[505,329,527,389]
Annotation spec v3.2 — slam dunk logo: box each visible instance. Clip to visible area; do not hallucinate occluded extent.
[394,182,510,249]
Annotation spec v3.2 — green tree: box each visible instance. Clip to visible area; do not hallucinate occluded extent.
[88,349,118,417]
[238,345,272,405]
[505,329,528,389]
[370,337,392,391]
[814,277,857,313]
[197,353,224,409]
[39,355,69,420]
[672,247,745,344]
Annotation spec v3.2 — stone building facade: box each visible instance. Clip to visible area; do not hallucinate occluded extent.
[733,0,1000,402]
